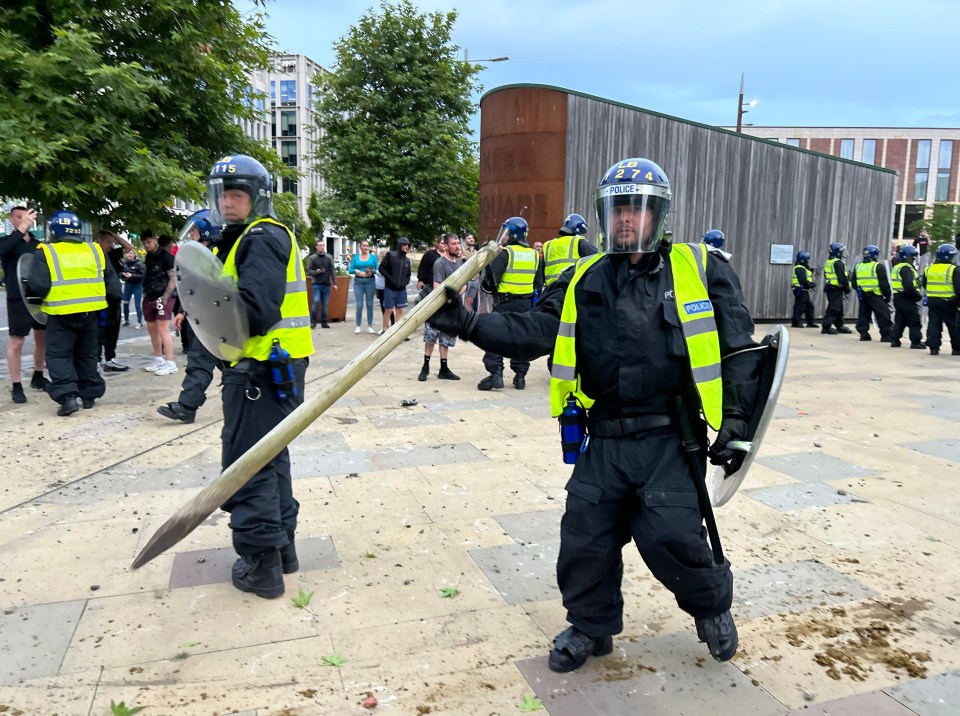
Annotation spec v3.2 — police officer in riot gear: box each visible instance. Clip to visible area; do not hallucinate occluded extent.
[888,244,925,349]
[204,155,314,598]
[157,210,222,424]
[701,229,725,251]
[821,242,852,334]
[477,216,544,390]
[791,251,818,328]
[543,213,598,286]
[26,211,121,415]
[430,158,761,671]
[921,243,960,355]
[851,244,893,341]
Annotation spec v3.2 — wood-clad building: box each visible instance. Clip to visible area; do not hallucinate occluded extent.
[479,84,897,320]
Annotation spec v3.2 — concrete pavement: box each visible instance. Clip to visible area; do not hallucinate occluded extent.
[0,319,958,715]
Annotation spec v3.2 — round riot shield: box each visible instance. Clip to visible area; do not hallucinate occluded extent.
[174,241,249,362]
[707,324,791,507]
[16,253,47,326]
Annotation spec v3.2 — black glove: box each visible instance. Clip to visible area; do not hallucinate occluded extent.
[707,417,750,466]
[428,286,478,339]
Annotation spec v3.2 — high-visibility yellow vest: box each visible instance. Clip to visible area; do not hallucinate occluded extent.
[38,241,108,315]
[855,262,880,294]
[890,262,916,294]
[219,218,313,361]
[497,245,539,295]
[823,258,842,286]
[925,263,957,300]
[791,264,812,288]
[543,236,580,285]
[549,243,723,429]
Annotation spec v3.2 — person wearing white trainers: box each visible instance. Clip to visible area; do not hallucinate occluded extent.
[144,355,166,371]
[155,360,178,376]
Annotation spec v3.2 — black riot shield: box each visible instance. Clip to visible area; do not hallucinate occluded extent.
[16,253,47,326]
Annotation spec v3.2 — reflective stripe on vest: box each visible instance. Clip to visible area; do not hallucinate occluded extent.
[823,258,841,286]
[220,218,314,361]
[40,242,108,315]
[855,262,880,294]
[543,236,579,285]
[498,245,539,294]
[925,263,957,300]
[791,265,812,288]
[890,263,915,294]
[548,244,723,429]
[548,253,604,417]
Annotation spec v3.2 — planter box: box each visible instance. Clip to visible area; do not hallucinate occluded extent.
[307,274,351,323]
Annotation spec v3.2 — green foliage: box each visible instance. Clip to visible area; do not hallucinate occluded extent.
[518,693,544,712]
[322,652,346,667]
[906,202,959,244]
[313,0,480,247]
[292,587,315,609]
[0,0,285,231]
[439,585,459,598]
[273,192,311,249]
[307,191,326,241]
[110,701,145,716]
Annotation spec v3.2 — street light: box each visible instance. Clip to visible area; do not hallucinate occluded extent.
[736,73,757,133]
[463,49,509,63]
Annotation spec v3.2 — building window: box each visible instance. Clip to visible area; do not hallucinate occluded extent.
[270,80,276,104]
[861,139,877,164]
[280,110,297,137]
[282,177,299,196]
[839,139,854,160]
[280,140,297,167]
[936,140,953,202]
[786,138,800,147]
[914,139,932,201]
[280,80,296,104]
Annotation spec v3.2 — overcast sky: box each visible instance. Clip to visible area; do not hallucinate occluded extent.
[251,0,960,129]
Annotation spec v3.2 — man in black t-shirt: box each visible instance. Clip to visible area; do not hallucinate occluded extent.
[1,205,49,403]
[94,231,134,371]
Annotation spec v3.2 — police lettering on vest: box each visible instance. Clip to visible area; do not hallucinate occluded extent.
[39,242,108,315]
[549,243,722,430]
[218,218,313,361]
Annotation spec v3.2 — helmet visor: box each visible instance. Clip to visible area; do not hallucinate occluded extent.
[495,224,521,247]
[207,177,257,226]
[596,184,670,255]
[177,216,205,244]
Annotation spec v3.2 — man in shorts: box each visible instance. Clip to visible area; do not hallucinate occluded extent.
[1,205,49,403]
[378,237,412,333]
[418,234,463,381]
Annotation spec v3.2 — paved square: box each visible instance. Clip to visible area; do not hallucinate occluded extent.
[757,452,874,482]
[745,481,865,512]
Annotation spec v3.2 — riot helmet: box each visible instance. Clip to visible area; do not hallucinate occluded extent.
[935,243,959,264]
[595,158,671,255]
[862,244,880,261]
[702,229,725,249]
[178,209,222,247]
[48,210,83,241]
[796,250,811,266]
[495,216,529,247]
[828,242,847,259]
[559,213,588,237]
[206,154,274,226]
[897,244,919,263]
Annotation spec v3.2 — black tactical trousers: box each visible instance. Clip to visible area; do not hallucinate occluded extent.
[822,285,846,330]
[482,296,533,378]
[46,312,106,404]
[220,358,307,558]
[557,427,732,637]
[178,329,218,411]
[791,289,816,326]
[925,298,959,351]
[856,292,892,339]
[890,294,922,345]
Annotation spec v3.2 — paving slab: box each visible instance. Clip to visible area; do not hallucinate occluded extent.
[470,539,562,605]
[785,690,918,715]
[745,482,866,512]
[900,438,960,464]
[884,669,960,716]
[0,599,86,686]
[756,452,875,482]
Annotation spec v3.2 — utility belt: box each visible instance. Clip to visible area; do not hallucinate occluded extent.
[227,349,306,402]
[586,414,673,437]
[495,292,533,305]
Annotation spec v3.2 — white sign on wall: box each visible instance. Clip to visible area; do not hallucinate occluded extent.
[769,244,795,265]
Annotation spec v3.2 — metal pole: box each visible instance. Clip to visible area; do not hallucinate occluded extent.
[736,73,745,133]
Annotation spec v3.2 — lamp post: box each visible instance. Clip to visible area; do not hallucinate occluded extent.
[463,49,509,63]
[736,73,757,133]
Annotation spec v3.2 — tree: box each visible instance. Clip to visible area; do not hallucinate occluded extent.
[272,192,310,250]
[0,0,284,232]
[307,191,325,241]
[906,203,959,245]
[313,0,480,248]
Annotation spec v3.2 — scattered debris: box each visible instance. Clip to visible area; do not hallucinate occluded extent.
[362,693,378,708]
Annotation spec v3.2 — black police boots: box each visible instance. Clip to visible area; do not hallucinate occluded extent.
[231,549,285,599]
[547,626,613,673]
[696,610,739,662]
[280,540,299,574]
[890,339,901,347]
[82,398,95,409]
[57,396,79,417]
[910,342,925,349]
[820,327,838,335]
[513,374,526,390]
[859,333,872,341]
[477,372,504,391]
[837,326,853,334]
[157,401,197,424]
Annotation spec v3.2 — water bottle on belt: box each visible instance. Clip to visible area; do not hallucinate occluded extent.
[268,338,297,400]
[558,397,588,465]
